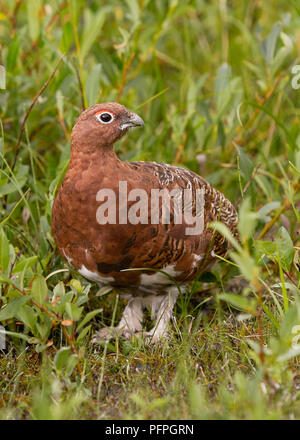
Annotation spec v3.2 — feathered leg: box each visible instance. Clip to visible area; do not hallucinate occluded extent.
[139,287,179,342]
[93,296,143,342]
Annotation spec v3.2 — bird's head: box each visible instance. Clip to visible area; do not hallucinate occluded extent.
[71,102,144,150]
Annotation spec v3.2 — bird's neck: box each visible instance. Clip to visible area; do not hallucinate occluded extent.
[69,142,120,171]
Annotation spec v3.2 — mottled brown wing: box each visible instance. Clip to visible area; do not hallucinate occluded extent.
[121,161,238,283]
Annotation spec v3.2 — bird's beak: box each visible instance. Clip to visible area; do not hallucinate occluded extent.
[121,112,145,130]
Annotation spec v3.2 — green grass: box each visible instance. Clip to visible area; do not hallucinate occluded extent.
[0,0,300,420]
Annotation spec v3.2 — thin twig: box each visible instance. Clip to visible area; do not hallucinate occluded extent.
[10,281,61,322]
[12,55,64,172]
[45,1,68,32]
[11,0,23,35]
[282,269,298,288]
[62,326,83,376]
[58,108,70,140]
[20,40,39,62]
[175,132,187,163]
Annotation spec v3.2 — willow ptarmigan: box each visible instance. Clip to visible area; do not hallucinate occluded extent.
[52,102,238,342]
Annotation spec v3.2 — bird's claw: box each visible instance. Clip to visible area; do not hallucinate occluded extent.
[92,326,133,343]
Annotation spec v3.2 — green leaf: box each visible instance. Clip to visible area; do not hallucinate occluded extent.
[279,302,299,341]
[235,146,254,181]
[255,175,273,199]
[13,256,38,274]
[238,198,258,242]
[80,9,107,60]
[69,279,82,293]
[254,240,277,256]
[0,228,10,272]
[125,0,140,23]
[77,324,91,342]
[0,296,29,321]
[26,0,41,42]
[271,34,293,75]
[76,308,102,332]
[54,347,78,376]
[54,347,71,371]
[69,0,81,24]
[230,251,258,284]
[65,302,83,321]
[31,275,48,304]
[0,273,11,284]
[257,201,281,222]
[96,285,113,297]
[261,23,281,65]
[0,176,27,196]
[65,354,78,376]
[219,293,257,313]
[36,315,52,341]
[276,227,294,271]
[36,343,50,353]
[75,295,89,306]
[60,21,73,53]
[17,305,37,332]
[0,329,31,342]
[214,63,232,112]
[85,63,102,107]
[53,281,65,297]
[6,36,20,72]
[277,346,300,362]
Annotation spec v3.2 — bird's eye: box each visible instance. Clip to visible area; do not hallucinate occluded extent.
[96,112,114,124]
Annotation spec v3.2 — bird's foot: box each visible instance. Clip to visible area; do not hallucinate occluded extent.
[135,327,170,344]
[92,326,170,344]
[92,326,133,342]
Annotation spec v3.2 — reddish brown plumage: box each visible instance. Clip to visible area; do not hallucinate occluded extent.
[51,102,238,341]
